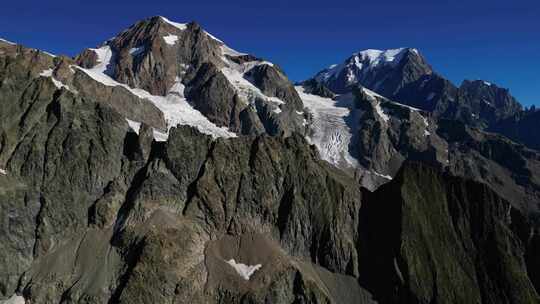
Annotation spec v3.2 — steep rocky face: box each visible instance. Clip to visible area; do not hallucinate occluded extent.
[393,73,460,115]
[2,117,377,303]
[489,108,540,151]
[437,120,540,213]
[359,162,540,304]
[458,80,523,125]
[99,17,223,96]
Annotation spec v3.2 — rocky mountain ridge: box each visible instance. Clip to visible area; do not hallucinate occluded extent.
[1,16,539,304]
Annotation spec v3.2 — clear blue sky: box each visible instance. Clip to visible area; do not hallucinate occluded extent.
[1,0,538,106]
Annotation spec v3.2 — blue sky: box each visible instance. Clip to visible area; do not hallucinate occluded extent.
[1,0,538,105]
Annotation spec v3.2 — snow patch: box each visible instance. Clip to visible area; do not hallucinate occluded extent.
[39,68,53,77]
[390,102,421,112]
[0,295,25,304]
[169,77,185,96]
[0,38,16,45]
[362,87,384,99]
[483,81,492,86]
[153,129,168,142]
[126,119,141,134]
[204,31,223,43]
[75,45,236,140]
[163,34,179,45]
[41,50,56,58]
[426,92,436,101]
[39,68,73,91]
[0,168,6,175]
[129,46,145,56]
[421,116,429,127]
[221,45,247,57]
[372,171,392,180]
[226,259,262,281]
[159,17,187,30]
[361,87,390,122]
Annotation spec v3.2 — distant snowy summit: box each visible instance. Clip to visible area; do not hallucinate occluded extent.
[305,46,522,129]
[312,47,431,95]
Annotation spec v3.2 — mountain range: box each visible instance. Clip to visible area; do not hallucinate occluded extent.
[0,16,539,304]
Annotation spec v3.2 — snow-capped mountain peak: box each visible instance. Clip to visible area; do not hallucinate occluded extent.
[311,47,430,95]
[72,16,305,141]
[316,47,417,82]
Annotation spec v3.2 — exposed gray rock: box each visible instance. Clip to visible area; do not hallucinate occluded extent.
[359,162,540,304]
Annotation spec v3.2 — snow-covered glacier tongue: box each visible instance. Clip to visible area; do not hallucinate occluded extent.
[295,86,359,168]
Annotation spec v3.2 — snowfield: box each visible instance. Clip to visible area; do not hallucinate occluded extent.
[226,259,262,281]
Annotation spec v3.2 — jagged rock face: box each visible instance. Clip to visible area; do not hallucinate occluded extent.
[437,120,540,213]
[359,162,540,304]
[459,80,523,122]
[394,78,523,128]
[393,73,460,114]
[489,108,540,151]
[2,120,376,303]
[0,45,370,301]
[104,17,224,96]
[299,78,336,99]
[0,77,130,302]
[353,89,540,214]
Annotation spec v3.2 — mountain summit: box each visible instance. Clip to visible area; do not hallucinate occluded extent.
[72,16,306,139]
[313,48,432,96]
